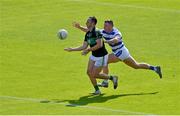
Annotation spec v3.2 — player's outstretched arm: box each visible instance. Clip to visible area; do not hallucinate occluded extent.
[72,22,89,32]
[64,41,88,52]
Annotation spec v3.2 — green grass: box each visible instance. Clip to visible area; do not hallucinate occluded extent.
[0,0,180,115]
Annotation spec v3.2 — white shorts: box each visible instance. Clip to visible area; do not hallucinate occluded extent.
[113,46,130,61]
[90,54,108,67]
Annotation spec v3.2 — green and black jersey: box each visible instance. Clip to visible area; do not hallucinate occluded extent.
[84,27,108,57]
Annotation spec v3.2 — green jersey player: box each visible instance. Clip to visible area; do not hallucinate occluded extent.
[64,17,118,95]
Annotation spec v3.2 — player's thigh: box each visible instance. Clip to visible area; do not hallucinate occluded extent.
[87,58,95,75]
[108,53,121,64]
[123,56,138,67]
[92,66,103,77]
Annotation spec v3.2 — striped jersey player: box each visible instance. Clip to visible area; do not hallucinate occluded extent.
[101,27,129,61]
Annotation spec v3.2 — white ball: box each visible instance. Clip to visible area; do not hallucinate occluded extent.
[57,29,68,40]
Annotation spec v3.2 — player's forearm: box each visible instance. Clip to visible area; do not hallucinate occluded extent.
[110,37,119,44]
[71,46,86,51]
[88,44,101,51]
[106,37,119,45]
[78,26,89,32]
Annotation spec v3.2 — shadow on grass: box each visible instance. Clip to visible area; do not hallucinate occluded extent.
[40,92,158,106]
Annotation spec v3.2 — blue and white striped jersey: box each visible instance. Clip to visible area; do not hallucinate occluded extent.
[101,28,124,52]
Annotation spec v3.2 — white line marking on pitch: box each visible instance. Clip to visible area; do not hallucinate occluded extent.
[66,0,180,14]
[0,95,155,115]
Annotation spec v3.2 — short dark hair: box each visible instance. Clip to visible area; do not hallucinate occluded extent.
[89,16,97,25]
[104,20,114,26]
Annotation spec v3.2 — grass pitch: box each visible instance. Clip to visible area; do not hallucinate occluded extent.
[0,0,180,115]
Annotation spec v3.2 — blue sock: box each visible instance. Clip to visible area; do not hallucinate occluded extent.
[149,66,157,71]
[109,76,113,80]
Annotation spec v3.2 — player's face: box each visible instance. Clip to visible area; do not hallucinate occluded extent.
[86,19,95,29]
[104,23,113,33]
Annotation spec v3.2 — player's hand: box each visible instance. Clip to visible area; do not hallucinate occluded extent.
[64,48,73,52]
[105,40,114,45]
[72,22,80,29]
[104,40,108,43]
[82,49,90,55]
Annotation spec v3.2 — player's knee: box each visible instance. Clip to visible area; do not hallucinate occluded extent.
[87,70,92,77]
[132,63,140,69]
[93,73,99,78]
[90,71,98,78]
[103,67,109,74]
